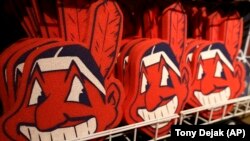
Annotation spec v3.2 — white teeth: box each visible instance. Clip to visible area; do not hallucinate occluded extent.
[53,127,76,141]
[51,128,66,141]
[38,132,51,141]
[173,97,178,108]
[194,92,199,99]
[20,117,96,141]
[29,127,41,141]
[22,126,51,141]
[75,121,88,138]
[203,95,209,105]
[214,93,221,103]
[208,94,215,105]
[138,109,144,118]
[137,96,178,129]
[20,126,31,140]
[143,111,150,121]
[150,112,155,120]
[168,97,177,114]
[87,118,96,134]
[194,87,231,107]
[154,108,162,119]
[160,107,167,117]
[225,88,230,99]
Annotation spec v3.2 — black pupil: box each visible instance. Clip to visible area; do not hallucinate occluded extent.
[79,89,91,106]
[221,70,226,79]
[38,91,46,104]
[201,72,205,79]
[167,77,173,87]
[146,83,150,91]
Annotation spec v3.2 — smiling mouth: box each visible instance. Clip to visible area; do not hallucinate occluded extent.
[137,96,178,128]
[20,117,96,141]
[194,87,230,109]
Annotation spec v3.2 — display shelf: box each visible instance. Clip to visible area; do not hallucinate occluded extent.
[72,95,250,141]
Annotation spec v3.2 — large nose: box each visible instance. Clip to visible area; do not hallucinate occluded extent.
[200,75,215,95]
[35,98,67,131]
[144,84,164,112]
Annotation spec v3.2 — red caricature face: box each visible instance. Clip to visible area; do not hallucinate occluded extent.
[127,45,188,136]
[3,46,122,141]
[189,44,244,118]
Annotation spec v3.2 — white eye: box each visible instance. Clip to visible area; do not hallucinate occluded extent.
[186,53,193,63]
[161,66,169,86]
[67,76,84,102]
[141,73,148,93]
[123,56,129,69]
[197,64,204,80]
[215,61,223,77]
[29,80,42,106]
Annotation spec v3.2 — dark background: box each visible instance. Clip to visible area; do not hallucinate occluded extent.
[0,0,250,52]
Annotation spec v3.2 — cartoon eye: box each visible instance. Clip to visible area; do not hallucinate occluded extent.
[186,53,193,63]
[160,66,173,87]
[123,56,129,69]
[215,62,226,79]
[141,73,149,93]
[67,76,91,106]
[197,64,204,80]
[29,80,44,105]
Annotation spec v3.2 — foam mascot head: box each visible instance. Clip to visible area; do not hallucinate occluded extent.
[123,40,189,137]
[1,42,124,141]
[187,42,245,119]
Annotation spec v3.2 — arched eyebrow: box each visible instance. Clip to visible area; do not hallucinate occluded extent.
[64,61,84,83]
[140,51,181,76]
[198,49,234,72]
[31,66,45,85]
[31,56,106,95]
